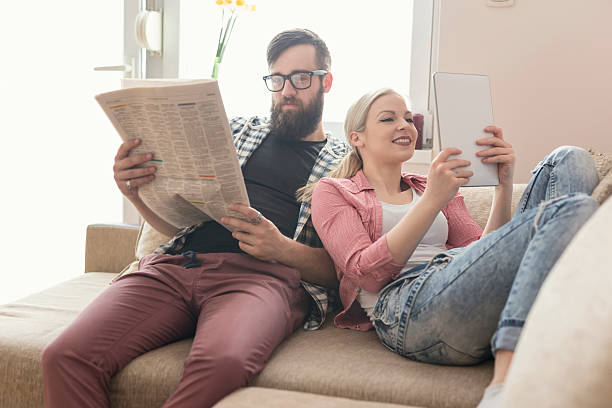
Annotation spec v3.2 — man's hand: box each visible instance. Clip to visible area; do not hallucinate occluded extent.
[113,138,157,200]
[221,203,290,262]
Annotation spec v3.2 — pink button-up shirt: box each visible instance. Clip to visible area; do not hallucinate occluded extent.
[311,170,482,331]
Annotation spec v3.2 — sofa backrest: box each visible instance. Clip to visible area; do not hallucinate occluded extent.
[459,184,527,230]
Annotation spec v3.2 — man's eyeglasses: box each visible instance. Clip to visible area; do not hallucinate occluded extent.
[263,70,327,92]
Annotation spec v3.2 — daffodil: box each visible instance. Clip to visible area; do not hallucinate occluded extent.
[211,0,256,79]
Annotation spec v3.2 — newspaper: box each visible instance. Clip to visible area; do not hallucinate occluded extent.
[95,78,250,230]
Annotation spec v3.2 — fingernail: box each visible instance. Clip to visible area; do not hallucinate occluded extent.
[221,217,227,223]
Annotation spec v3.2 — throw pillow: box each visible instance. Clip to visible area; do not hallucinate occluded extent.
[113,222,172,281]
[588,147,612,180]
[592,171,612,205]
[588,148,612,204]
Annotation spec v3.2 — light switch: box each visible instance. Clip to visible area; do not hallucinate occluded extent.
[487,0,514,7]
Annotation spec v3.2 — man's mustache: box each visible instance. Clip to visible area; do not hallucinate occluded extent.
[276,97,303,110]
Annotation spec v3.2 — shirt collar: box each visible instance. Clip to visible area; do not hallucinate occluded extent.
[350,169,428,193]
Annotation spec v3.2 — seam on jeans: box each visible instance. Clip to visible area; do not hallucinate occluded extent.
[405,340,485,363]
[497,319,524,328]
[395,266,438,354]
[550,160,557,198]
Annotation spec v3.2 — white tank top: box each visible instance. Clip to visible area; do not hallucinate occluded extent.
[358,187,448,318]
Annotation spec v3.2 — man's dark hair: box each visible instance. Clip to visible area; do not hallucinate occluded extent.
[267,29,331,71]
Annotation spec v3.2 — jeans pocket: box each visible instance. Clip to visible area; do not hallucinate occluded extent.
[372,275,416,328]
[403,341,485,366]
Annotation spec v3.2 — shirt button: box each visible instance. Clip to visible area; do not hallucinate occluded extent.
[355,324,360,329]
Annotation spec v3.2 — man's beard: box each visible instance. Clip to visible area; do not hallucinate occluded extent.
[269,89,324,141]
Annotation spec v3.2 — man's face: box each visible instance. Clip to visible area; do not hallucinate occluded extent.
[268,44,329,140]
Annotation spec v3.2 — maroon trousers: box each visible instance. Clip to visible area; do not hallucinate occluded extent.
[42,253,308,408]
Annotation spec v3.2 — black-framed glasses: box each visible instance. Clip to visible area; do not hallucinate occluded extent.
[263,70,327,92]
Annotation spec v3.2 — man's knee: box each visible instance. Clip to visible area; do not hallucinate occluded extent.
[42,333,100,377]
[42,338,63,373]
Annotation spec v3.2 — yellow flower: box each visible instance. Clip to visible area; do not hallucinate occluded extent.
[251,4,256,11]
[224,0,232,3]
[236,0,244,5]
[216,0,223,4]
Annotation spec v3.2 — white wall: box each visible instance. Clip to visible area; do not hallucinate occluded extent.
[437,0,612,182]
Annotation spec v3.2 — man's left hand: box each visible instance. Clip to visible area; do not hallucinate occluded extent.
[221,203,290,262]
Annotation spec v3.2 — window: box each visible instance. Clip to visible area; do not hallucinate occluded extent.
[177,0,418,127]
[0,1,124,304]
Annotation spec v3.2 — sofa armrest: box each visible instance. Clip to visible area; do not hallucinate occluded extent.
[85,223,140,273]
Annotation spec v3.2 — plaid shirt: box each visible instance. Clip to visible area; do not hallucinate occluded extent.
[156,116,349,330]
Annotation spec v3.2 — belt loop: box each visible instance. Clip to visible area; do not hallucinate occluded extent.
[181,250,202,269]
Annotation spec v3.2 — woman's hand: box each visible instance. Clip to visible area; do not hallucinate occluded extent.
[423,147,473,209]
[476,126,515,187]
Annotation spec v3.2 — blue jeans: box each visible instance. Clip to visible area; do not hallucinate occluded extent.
[371,146,600,365]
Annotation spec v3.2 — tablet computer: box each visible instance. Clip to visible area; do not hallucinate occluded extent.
[433,72,499,187]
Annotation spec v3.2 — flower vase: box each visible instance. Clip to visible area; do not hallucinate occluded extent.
[211,56,221,80]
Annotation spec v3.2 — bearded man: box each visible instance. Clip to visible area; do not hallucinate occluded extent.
[42,29,348,408]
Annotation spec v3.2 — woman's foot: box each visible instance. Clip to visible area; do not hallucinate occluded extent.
[476,382,504,408]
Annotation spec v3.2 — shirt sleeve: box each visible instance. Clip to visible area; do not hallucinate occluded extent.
[311,179,404,293]
[229,116,247,142]
[444,194,483,249]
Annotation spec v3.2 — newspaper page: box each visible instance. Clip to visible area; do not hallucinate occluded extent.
[95,79,250,230]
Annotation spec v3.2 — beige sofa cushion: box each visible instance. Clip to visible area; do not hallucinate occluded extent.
[0,272,492,408]
[459,184,527,229]
[214,387,419,408]
[500,196,612,407]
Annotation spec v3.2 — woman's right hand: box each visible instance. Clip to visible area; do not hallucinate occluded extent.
[423,147,473,209]
[113,138,157,201]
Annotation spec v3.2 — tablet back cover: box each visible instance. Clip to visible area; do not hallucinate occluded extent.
[433,72,499,187]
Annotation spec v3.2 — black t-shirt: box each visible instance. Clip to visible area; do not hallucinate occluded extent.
[181,133,326,254]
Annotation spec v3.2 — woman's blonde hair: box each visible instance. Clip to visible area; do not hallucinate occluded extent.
[297,87,400,202]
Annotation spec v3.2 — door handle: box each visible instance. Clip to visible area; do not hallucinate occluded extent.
[94,57,135,78]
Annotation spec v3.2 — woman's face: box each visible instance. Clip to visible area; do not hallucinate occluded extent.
[353,93,418,165]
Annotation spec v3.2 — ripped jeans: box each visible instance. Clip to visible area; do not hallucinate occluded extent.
[372,146,600,365]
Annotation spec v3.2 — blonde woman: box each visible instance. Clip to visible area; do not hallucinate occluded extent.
[308,88,599,407]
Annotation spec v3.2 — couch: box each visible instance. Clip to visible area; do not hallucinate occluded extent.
[1,149,610,408]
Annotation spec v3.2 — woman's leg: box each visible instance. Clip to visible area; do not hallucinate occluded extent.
[373,193,598,365]
[492,145,598,385]
[515,146,598,214]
